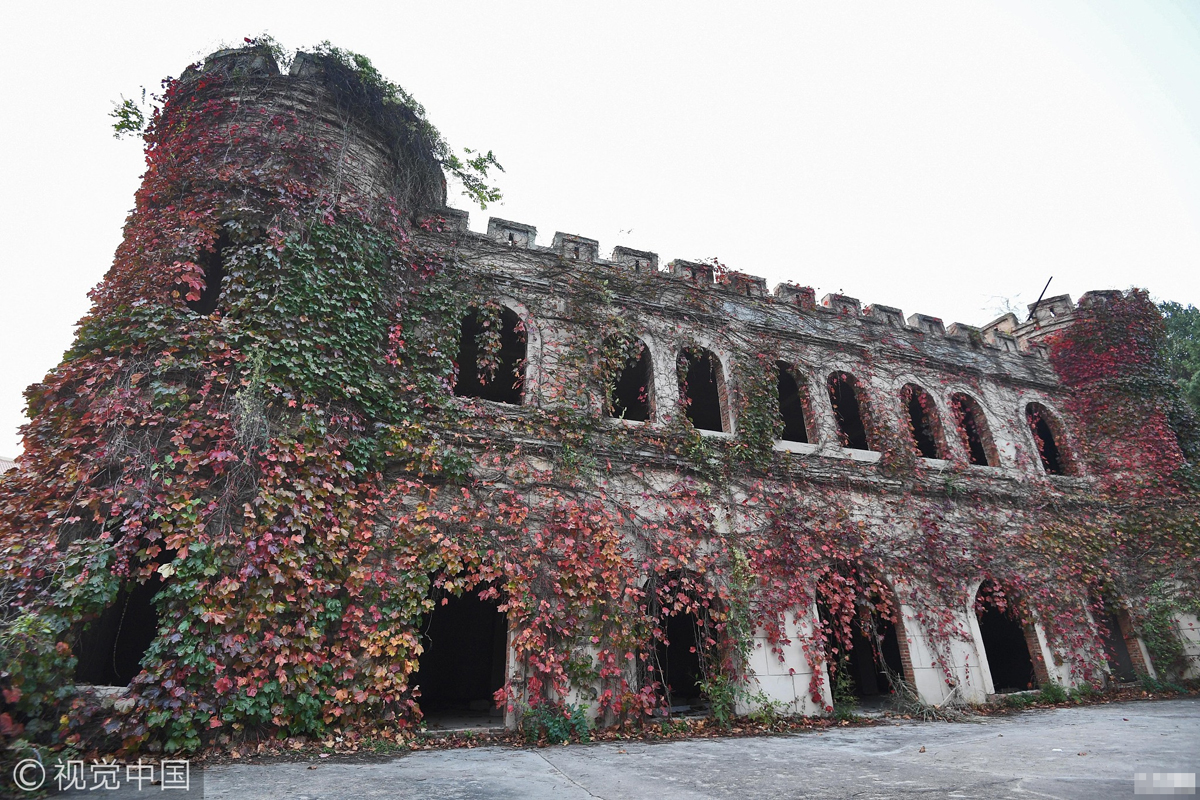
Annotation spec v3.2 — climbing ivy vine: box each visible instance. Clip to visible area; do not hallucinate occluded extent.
[2,41,1197,776]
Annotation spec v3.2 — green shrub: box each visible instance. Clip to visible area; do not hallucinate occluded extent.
[1001,692,1033,709]
[698,674,739,729]
[1069,683,1098,702]
[830,658,859,721]
[520,703,591,745]
[0,613,76,742]
[1139,673,1187,694]
[1038,682,1068,704]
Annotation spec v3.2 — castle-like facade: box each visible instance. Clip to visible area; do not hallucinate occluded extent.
[2,44,1196,747]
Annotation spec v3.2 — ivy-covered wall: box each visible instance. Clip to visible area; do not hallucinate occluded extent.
[1,42,1197,763]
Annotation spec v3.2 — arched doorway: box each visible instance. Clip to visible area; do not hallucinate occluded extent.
[647,571,718,715]
[817,566,911,713]
[412,584,508,728]
[74,576,162,686]
[1098,610,1138,683]
[974,580,1038,693]
[655,611,706,710]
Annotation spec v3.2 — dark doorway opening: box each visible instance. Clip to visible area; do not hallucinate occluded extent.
[828,372,871,450]
[777,362,809,443]
[454,306,526,405]
[975,583,1037,692]
[902,384,942,459]
[952,393,996,467]
[680,349,724,432]
[609,340,652,422]
[654,612,706,709]
[74,577,162,686]
[413,586,508,724]
[820,598,907,709]
[1026,404,1066,475]
[186,232,229,315]
[844,613,905,699]
[1098,611,1138,683]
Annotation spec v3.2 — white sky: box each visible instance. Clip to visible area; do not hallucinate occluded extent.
[2,1,1199,457]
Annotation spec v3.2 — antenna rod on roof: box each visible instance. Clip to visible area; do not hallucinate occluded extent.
[1027,276,1053,322]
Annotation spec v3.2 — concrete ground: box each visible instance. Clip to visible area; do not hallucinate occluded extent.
[64,697,1199,799]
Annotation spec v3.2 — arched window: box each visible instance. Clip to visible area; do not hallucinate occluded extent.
[900,383,944,459]
[827,372,871,451]
[776,361,809,444]
[454,304,526,405]
[678,346,727,432]
[1025,402,1071,475]
[186,232,229,315]
[605,336,652,422]
[951,393,998,467]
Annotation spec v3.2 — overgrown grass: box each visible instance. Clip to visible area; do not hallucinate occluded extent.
[519,703,591,745]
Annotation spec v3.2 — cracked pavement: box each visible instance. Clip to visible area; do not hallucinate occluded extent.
[58,697,1199,799]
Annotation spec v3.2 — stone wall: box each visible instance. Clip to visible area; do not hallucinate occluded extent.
[411,213,1164,713]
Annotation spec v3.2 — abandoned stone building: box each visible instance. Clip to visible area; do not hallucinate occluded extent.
[423,219,1199,720]
[2,43,1197,746]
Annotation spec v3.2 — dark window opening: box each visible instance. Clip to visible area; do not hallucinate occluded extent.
[680,349,724,432]
[903,384,942,459]
[412,585,508,721]
[777,362,808,443]
[74,577,162,686]
[1026,403,1067,475]
[609,341,652,422]
[572,245,580,259]
[952,393,996,467]
[827,372,871,450]
[975,582,1037,693]
[654,611,706,708]
[186,232,229,315]
[454,306,526,405]
[508,232,515,245]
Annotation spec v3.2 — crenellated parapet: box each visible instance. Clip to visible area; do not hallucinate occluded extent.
[418,210,1119,375]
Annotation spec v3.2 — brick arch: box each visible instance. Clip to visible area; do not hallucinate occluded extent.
[677,341,733,434]
[775,359,815,444]
[950,391,1000,467]
[826,370,874,451]
[970,579,1052,693]
[814,564,916,700]
[1090,594,1154,684]
[899,382,949,459]
[602,333,654,422]
[1024,400,1077,476]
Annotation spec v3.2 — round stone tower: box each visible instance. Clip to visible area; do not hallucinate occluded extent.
[0,43,457,750]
